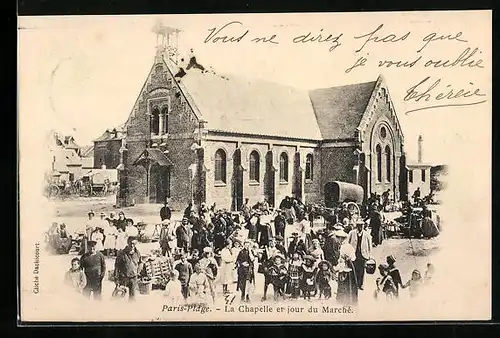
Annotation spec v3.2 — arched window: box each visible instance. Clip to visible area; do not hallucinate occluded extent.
[214,149,227,183]
[305,154,313,180]
[161,106,169,134]
[151,108,160,135]
[249,151,260,182]
[385,145,391,182]
[376,144,382,182]
[279,152,289,182]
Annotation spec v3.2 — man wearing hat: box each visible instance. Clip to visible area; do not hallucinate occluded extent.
[176,217,192,254]
[347,220,372,290]
[80,239,106,300]
[159,220,172,257]
[160,199,172,222]
[274,235,287,257]
[114,236,143,301]
[287,232,307,259]
[274,210,286,239]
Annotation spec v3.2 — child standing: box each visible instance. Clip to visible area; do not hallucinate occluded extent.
[266,254,288,301]
[300,255,317,301]
[164,270,184,303]
[287,253,302,299]
[375,264,397,301]
[316,260,333,299]
[402,269,423,298]
[65,257,87,294]
[115,228,127,251]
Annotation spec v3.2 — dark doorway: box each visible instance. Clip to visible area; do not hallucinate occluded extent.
[293,152,302,200]
[151,164,171,203]
[231,149,244,211]
[264,151,275,207]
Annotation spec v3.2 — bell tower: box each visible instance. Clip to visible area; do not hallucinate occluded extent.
[151,20,182,64]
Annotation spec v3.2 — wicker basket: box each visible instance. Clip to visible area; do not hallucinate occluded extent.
[365,258,377,275]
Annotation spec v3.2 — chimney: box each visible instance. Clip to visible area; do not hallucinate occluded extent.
[418,135,423,163]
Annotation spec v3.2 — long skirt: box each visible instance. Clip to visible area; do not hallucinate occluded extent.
[219,262,235,285]
[336,263,358,305]
[104,234,116,250]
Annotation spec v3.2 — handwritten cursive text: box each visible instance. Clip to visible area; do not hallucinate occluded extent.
[204,21,249,44]
[404,76,487,114]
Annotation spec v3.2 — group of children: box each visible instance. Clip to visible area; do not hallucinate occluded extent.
[374,255,435,301]
[83,210,139,256]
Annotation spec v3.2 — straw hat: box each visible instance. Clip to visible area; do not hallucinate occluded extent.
[334,230,348,238]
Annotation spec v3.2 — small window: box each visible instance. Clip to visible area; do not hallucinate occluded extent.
[409,170,413,183]
[376,144,382,182]
[380,126,387,139]
[69,173,74,182]
[421,169,426,182]
[305,154,313,180]
[249,151,260,182]
[279,152,289,182]
[151,108,160,135]
[215,149,227,184]
[385,145,391,182]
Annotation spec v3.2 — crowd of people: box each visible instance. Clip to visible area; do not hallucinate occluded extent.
[59,193,437,306]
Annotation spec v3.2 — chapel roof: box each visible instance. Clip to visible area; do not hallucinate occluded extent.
[308,81,378,140]
[167,59,324,141]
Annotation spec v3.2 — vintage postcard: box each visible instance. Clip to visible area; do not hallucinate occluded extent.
[18,11,491,322]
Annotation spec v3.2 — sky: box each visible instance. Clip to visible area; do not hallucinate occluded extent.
[18,12,491,165]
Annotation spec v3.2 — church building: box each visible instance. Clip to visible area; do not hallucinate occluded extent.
[113,28,408,211]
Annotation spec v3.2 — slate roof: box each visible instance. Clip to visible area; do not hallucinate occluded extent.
[308,81,377,140]
[165,59,323,140]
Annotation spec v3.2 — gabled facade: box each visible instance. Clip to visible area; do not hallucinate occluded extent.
[115,44,408,210]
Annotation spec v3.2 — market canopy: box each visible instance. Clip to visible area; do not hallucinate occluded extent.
[133,148,173,167]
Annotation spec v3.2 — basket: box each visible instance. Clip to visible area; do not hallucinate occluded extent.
[365,258,376,275]
[144,257,172,279]
[138,278,152,295]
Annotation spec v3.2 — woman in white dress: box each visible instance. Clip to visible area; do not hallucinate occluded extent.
[90,228,105,252]
[103,220,117,256]
[189,263,210,305]
[219,239,235,294]
[125,219,139,237]
[115,228,128,251]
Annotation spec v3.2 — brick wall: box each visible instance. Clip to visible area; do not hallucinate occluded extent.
[93,139,122,169]
[360,84,405,201]
[121,59,199,210]
[320,146,357,204]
